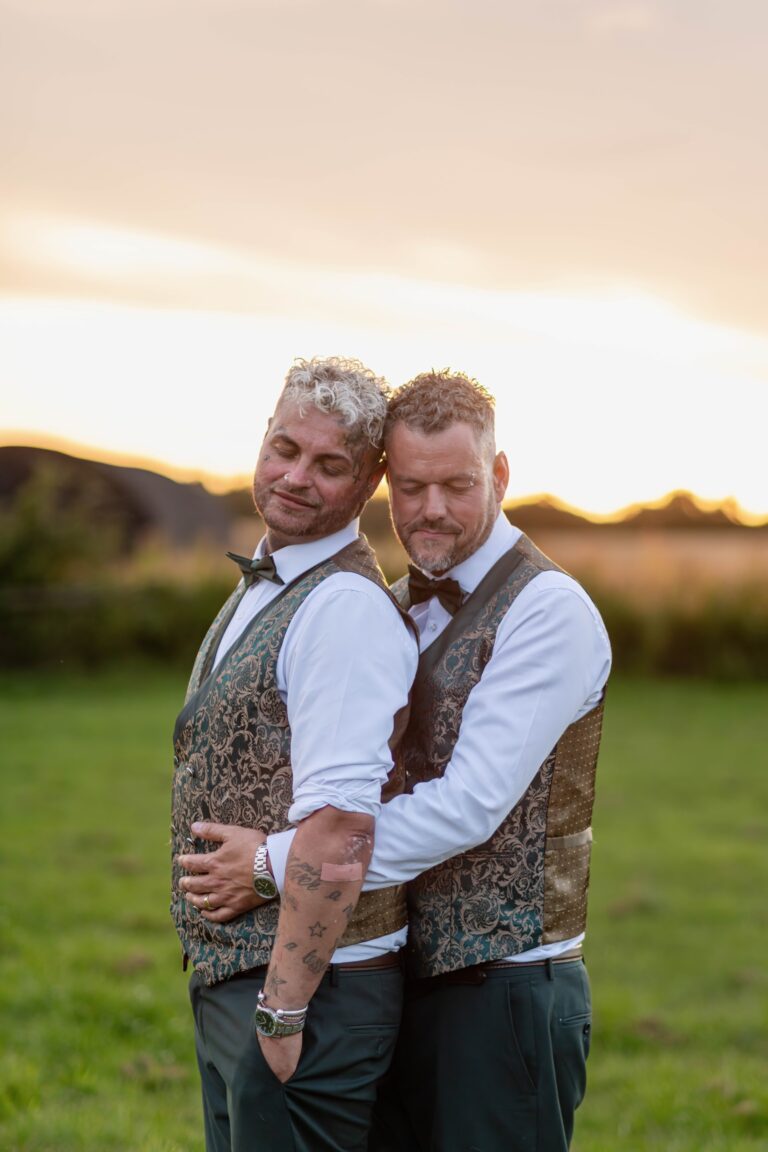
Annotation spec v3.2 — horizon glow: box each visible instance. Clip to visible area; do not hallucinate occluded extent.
[2,220,766,520]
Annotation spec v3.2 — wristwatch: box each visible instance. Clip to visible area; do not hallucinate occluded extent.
[253,842,279,901]
[254,990,308,1038]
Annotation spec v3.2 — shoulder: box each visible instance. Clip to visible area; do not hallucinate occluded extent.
[516,568,605,619]
[294,571,417,650]
[499,569,611,661]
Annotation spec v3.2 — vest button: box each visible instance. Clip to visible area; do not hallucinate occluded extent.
[184,764,196,777]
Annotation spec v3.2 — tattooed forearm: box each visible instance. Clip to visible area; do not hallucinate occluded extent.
[302,949,326,975]
[288,860,322,890]
[265,972,287,996]
[263,808,375,1015]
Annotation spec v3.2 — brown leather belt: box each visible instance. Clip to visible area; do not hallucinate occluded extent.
[410,949,583,990]
[331,952,401,972]
[225,952,401,985]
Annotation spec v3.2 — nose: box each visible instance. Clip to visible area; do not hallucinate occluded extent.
[282,460,311,488]
[422,483,448,520]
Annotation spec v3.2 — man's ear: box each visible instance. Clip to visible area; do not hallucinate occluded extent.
[492,451,510,503]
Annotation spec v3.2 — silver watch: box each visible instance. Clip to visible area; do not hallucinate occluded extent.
[254,990,307,1038]
[253,842,279,901]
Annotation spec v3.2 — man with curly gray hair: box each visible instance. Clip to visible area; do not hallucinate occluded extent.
[171,356,418,1152]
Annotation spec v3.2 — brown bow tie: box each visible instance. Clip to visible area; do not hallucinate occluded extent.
[226,552,285,587]
[407,565,464,615]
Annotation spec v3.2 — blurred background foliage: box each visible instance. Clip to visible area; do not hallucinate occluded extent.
[1,448,767,678]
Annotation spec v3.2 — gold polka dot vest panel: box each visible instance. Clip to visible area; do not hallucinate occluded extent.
[170,536,410,986]
[391,535,605,979]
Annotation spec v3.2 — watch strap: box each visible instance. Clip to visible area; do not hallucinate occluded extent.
[254,990,308,1038]
[253,842,279,900]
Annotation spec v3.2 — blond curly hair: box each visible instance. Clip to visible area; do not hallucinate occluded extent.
[281,357,391,451]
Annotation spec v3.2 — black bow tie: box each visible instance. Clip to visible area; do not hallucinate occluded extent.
[407,565,464,615]
[226,552,285,587]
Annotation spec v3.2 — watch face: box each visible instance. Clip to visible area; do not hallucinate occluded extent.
[254,876,277,899]
[254,1007,276,1037]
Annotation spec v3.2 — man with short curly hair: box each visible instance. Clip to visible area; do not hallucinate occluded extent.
[366,368,611,1152]
[171,356,418,1152]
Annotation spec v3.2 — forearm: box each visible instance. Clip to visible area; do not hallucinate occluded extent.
[263,805,374,1008]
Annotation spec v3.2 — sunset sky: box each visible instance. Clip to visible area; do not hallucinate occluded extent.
[2,1,767,518]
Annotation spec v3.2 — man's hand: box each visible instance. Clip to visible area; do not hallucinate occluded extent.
[176,822,268,922]
[257,1032,303,1083]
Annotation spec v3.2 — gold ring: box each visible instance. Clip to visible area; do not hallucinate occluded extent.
[203,894,211,911]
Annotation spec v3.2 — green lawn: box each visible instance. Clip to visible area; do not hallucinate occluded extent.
[0,671,766,1151]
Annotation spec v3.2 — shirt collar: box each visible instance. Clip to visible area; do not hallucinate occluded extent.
[253,520,360,584]
[445,512,522,595]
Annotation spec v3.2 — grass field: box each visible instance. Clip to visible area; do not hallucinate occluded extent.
[1,670,766,1151]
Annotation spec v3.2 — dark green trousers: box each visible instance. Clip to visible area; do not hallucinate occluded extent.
[189,964,402,1152]
[370,958,592,1152]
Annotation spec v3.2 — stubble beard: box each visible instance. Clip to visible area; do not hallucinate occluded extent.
[401,496,498,575]
[406,535,461,575]
[253,480,366,545]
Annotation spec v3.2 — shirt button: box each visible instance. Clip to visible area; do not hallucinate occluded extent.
[428,622,437,632]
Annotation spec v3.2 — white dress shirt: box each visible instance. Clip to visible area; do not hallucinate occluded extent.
[363,512,612,961]
[213,520,418,961]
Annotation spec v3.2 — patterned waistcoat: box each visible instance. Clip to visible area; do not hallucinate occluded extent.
[391,534,605,978]
[170,536,410,986]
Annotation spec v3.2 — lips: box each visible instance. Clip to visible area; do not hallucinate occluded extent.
[272,488,317,510]
[411,525,459,539]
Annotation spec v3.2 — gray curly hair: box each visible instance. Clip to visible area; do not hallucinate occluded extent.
[385,369,496,460]
[280,356,391,451]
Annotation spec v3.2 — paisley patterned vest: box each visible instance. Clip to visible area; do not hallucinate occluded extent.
[171,536,410,986]
[391,533,605,978]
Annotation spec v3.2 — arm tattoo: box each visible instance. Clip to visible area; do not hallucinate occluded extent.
[283,941,298,951]
[265,973,287,996]
[308,921,327,938]
[302,949,326,975]
[325,889,342,902]
[288,860,322,891]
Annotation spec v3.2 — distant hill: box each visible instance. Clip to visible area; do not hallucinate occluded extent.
[503,498,597,533]
[1,446,764,550]
[503,491,762,532]
[617,491,746,530]
[0,446,231,550]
